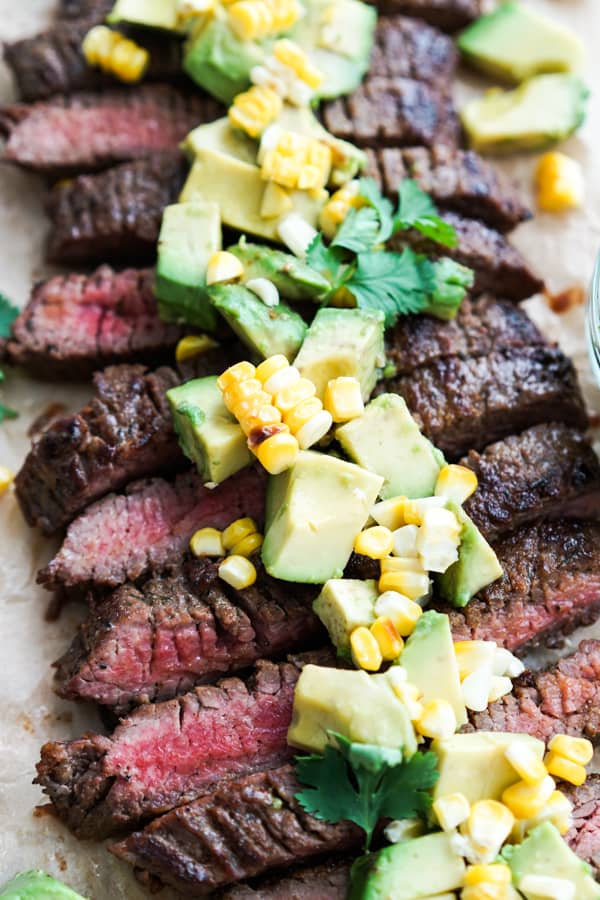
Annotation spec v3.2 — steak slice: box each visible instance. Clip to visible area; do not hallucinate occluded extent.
[0,266,184,378]
[446,520,600,652]
[462,424,600,539]
[383,345,588,459]
[38,466,266,591]
[564,777,600,873]
[366,145,532,232]
[54,556,323,711]
[322,76,460,149]
[36,651,331,839]
[58,0,113,17]
[373,0,481,31]
[217,860,352,899]
[45,153,185,263]
[369,16,458,89]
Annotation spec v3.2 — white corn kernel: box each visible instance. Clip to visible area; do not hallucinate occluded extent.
[454,640,497,681]
[433,792,470,831]
[464,800,514,864]
[519,874,575,900]
[218,555,257,590]
[206,251,245,285]
[384,818,425,843]
[493,647,525,678]
[190,527,225,558]
[488,676,513,703]
[263,364,299,396]
[374,591,422,636]
[278,213,318,258]
[246,277,280,308]
[391,525,420,558]
[416,699,457,740]
[295,410,333,449]
[462,669,493,713]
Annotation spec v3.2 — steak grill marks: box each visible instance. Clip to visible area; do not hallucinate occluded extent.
[368,16,458,89]
[372,0,482,32]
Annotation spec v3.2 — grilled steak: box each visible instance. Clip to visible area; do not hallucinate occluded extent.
[38,466,266,591]
[37,652,331,838]
[373,0,481,31]
[58,0,113,17]
[369,16,457,89]
[564,777,600,873]
[0,266,184,378]
[54,556,322,711]
[322,77,460,149]
[384,345,588,459]
[217,860,352,899]
[367,145,532,232]
[446,520,600,651]
[45,153,185,263]
[462,424,600,539]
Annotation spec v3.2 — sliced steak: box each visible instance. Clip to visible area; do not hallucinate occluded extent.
[383,345,588,459]
[217,860,351,900]
[322,76,460,149]
[45,153,185,263]
[58,0,113,17]
[447,520,600,652]
[366,145,532,232]
[37,651,331,838]
[0,266,184,378]
[462,424,600,539]
[54,556,322,711]
[372,0,481,31]
[369,16,458,89]
[564,777,600,873]
[38,466,266,591]
[386,295,544,377]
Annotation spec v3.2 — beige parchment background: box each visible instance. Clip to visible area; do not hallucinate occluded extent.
[0,1,599,896]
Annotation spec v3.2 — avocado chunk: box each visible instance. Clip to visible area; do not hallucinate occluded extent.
[348,833,466,900]
[336,394,444,500]
[0,871,86,899]
[293,308,384,402]
[400,610,467,728]
[313,578,378,655]
[167,376,252,483]
[209,283,307,361]
[432,732,545,804]
[183,17,264,104]
[503,822,600,900]
[461,73,589,155]
[288,664,417,755]
[458,1,584,84]
[436,502,503,608]
[262,450,383,583]
[107,0,179,30]
[228,240,330,302]
[155,201,221,331]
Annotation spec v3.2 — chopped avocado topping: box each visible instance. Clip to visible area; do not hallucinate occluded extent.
[458,1,585,84]
[0,871,87,899]
[167,376,253,483]
[107,0,179,30]
[313,578,378,655]
[293,308,384,401]
[336,394,444,500]
[155,201,221,330]
[262,450,383,583]
[184,116,258,166]
[183,17,264,104]
[209,283,307,361]
[461,73,589,155]
[436,502,503,608]
[228,240,330,301]
[400,610,467,728]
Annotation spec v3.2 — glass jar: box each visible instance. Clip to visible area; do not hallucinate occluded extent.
[587,251,600,387]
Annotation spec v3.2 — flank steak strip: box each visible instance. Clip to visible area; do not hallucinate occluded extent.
[564,776,600,873]
[372,0,481,32]
[369,16,458,89]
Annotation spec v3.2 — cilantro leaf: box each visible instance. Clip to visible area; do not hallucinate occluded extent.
[305,233,347,289]
[344,249,428,327]
[0,294,19,339]
[295,732,439,850]
[394,180,457,248]
[420,257,475,321]
[357,177,395,244]
[0,402,18,424]
[331,206,381,254]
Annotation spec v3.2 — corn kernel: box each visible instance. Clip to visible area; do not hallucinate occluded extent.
[350,625,382,672]
[433,792,470,831]
[464,864,512,887]
[464,800,514,864]
[536,151,583,213]
[222,378,266,413]
[206,251,245,286]
[222,517,259,550]
[324,376,364,423]
[218,554,257,590]
[388,675,423,720]
[82,26,149,83]
[502,775,555,819]
[263,364,299,396]
[284,397,323,433]
[391,525,420,558]
[548,734,594,766]
[487,676,512,703]
[416,699,457,740]
[384,818,425,843]
[278,212,318,258]
[454,640,497,680]
[370,616,403,661]
[380,556,423,574]
[371,495,445,531]
[190,527,225,558]
[255,354,289,385]
[295,410,333,449]
[231,531,263,558]
[462,669,493,713]
[254,430,299,474]
[544,751,587,787]
[378,570,430,602]
[513,790,573,841]
[273,39,323,89]
[260,130,332,192]
[229,84,282,138]
[0,466,14,495]
[493,647,525,678]
[374,591,422,636]
[435,464,478,505]
[238,404,282,435]
[246,277,280,308]
[354,526,394,560]
[217,360,256,392]
[228,0,271,40]
[461,886,511,900]
[505,743,548,785]
[175,334,218,362]
[274,378,316,414]
[417,507,462,573]
[519,874,575,900]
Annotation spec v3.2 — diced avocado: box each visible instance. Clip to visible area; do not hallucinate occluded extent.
[0,870,86,899]
[167,376,252,483]
[228,240,330,302]
[262,450,383,583]
[313,578,377,655]
[348,833,466,900]
[183,116,258,166]
[209,283,307,361]
[503,822,600,900]
[436,502,503,608]
[400,610,467,728]
[336,394,444,500]
[293,308,384,401]
[183,17,264,104]
[107,0,179,30]
[461,73,589,155]
[432,732,545,804]
[155,201,221,330]
[288,664,417,755]
[458,1,585,84]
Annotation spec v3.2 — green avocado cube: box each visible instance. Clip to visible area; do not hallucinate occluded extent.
[183,17,263,104]
[313,578,378,655]
[436,502,503,608]
[107,0,179,30]
[228,240,330,301]
[262,450,383,583]
[0,871,87,899]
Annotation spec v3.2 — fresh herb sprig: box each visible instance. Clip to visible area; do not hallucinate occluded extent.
[295,732,439,851]
[0,294,19,423]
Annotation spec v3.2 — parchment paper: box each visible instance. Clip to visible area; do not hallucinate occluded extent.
[0,2,599,896]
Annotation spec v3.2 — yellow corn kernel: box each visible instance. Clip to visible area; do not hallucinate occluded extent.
[487,675,512,704]
[262,363,300,396]
[175,334,218,362]
[463,800,515,864]
[504,742,548,785]
[206,250,245,286]
[502,775,555,819]
[82,26,148,83]
[260,131,332,192]
[274,378,316,414]
[0,466,13,495]
[222,378,266,414]
[254,430,299,474]
[544,751,587,787]
[295,409,333,449]
[218,554,257,590]
[433,792,470,831]
[378,570,430,602]
[461,888,511,900]
[380,556,423,574]
[354,526,394,560]
[435,463,478,505]
[273,39,323,88]
[454,641,496,681]
[375,591,422,637]
[388,675,423,720]
[255,354,289,386]
[417,506,462,574]
[323,376,364,423]
[370,616,403,661]
[82,25,118,66]
[536,151,583,213]
[416,699,457,740]
[231,531,263,557]
[284,397,323,434]
[228,0,270,40]
[513,790,573,841]
[222,517,259,550]
[464,865,512,889]
[217,360,256,392]
[190,527,225,558]
[350,625,383,672]
[238,404,282,435]
[548,734,594,766]
[228,84,282,138]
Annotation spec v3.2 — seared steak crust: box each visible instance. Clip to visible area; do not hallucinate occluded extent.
[372,0,481,31]
[564,777,600,873]
[58,0,113,17]
[369,16,458,88]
